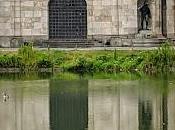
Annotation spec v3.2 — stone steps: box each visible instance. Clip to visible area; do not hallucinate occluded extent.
[132,38,163,47]
[43,39,94,48]
[133,43,161,47]
[41,38,171,48]
[93,38,164,47]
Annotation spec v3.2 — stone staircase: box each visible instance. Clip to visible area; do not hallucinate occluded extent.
[41,37,173,48]
[43,39,94,48]
[132,30,167,47]
[132,38,165,47]
[92,37,166,48]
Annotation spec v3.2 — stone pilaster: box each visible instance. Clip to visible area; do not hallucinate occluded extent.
[87,0,93,36]
[166,0,175,38]
[151,0,163,37]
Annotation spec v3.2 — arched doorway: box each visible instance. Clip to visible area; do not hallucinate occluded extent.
[49,0,87,40]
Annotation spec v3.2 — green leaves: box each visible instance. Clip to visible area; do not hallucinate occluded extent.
[0,55,21,68]
[0,41,174,74]
[62,42,175,74]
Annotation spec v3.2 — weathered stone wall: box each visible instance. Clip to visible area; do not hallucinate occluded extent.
[118,0,138,35]
[19,0,48,37]
[87,0,119,35]
[87,0,138,36]
[0,0,175,47]
[0,0,14,47]
[0,0,48,47]
[166,0,175,38]
[0,0,14,36]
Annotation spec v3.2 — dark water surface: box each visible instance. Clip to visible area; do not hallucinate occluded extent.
[0,73,174,130]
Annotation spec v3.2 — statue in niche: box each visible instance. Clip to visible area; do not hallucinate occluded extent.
[138,1,151,30]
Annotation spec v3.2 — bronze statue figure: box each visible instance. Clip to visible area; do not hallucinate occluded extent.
[138,1,151,30]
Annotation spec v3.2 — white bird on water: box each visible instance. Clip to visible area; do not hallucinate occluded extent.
[2,92,9,102]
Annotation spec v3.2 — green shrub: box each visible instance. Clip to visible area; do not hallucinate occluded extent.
[74,56,93,72]
[139,42,175,72]
[18,43,36,70]
[0,55,22,68]
[36,59,53,68]
[0,41,174,74]
[63,43,175,73]
[96,55,113,63]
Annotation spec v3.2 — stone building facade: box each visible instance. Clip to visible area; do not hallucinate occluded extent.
[0,0,175,47]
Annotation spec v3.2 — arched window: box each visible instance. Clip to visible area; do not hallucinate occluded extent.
[49,0,87,40]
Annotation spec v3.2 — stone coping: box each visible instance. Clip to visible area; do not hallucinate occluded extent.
[0,47,160,52]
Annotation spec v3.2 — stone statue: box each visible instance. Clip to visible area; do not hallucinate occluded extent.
[138,1,151,30]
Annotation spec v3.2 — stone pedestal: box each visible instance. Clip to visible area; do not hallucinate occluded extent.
[136,30,153,39]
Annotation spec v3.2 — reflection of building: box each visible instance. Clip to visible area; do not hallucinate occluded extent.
[87,79,175,130]
[49,80,88,130]
[0,80,50,130]
[88,80,139,130]
[1,79,175,130]
[168,85,175,130]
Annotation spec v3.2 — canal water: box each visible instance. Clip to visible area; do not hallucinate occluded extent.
[0,73,174,130]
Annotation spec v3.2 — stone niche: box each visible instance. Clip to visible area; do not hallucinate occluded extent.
[137,0,152,31]
[137,0,155,38]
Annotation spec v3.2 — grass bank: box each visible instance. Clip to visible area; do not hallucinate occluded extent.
[0,42,175,74]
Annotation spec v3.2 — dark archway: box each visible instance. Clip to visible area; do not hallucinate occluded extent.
[161,0,167,37]
[49,0,87,40]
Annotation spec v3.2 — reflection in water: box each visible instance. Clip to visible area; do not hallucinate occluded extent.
[163,93,168,130]
[162,75,168,130]
[2,91,9,102]
[139,100,152,130]
[0,80,50,130]
[50,80,88,130]
[0,76,174,130]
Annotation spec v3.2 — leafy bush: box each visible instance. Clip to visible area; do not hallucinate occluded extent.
[0,41,174,74]
[139,42,175,72]
[73,56,94,72]
[37,59,53,68]
[96,55,113,63]
[0,55,22,68]
[18,43,36,70]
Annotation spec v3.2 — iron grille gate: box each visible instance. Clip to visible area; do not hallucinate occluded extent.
[49,0,87,40]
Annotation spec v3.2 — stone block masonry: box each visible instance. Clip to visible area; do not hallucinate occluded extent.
[0,0,174,47]
[0,0,48,47]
